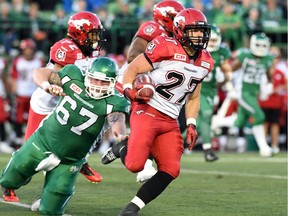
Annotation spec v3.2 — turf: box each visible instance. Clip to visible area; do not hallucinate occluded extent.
[0,152,287,216]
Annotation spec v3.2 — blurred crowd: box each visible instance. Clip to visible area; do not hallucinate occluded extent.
[0,0,287,56]
[0,0,287,154]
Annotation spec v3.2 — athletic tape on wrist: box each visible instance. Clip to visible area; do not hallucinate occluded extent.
[186,118,196,126]
[123,83,133,90]
[40,81,50,90]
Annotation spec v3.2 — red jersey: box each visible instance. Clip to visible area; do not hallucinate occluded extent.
[134,21,167,42]
[30,38,99,114]
[259,68,286,109]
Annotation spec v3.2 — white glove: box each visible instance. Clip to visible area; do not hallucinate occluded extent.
[35,153,61,172]
[259,82,273,101]
[225,81,239,99]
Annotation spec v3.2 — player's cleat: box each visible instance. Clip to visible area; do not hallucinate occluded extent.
[119,209,139,216]
[0,142,14,154]
[80,163,103,183]
[102,139,128,165]
[119,203,139,216]
[2,187,19,202]
[136,159,157,183]
[259,148,272,157]
[31,198,41,211]
[272,147,280,155]
[204,149,219,162]
[136,166,157,183]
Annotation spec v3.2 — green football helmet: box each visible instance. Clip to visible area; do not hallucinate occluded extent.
[84,57,118,99]
[250,32,270,57]
[207,24,221,52]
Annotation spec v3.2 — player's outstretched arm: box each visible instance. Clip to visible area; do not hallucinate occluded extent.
[33,67,66,96]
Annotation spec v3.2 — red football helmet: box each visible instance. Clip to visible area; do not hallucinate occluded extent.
[173,8,211,50]
[153,0,185,35]
[67,11,105,53]
[19,39,36,50]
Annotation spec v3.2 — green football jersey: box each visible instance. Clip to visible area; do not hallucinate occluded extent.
[236,48,274,97]
[201,43,231,97]
[34,64,130,162]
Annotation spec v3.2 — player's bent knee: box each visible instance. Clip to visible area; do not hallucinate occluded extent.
[125,161,145,173]
[159,165,180,179]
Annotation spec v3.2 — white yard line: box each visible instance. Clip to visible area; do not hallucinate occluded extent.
[180,169,287,180]
[0,198,31,208]
[109,164,287,180]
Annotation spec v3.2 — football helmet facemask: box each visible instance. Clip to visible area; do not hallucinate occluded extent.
[207,24,221,52]
[67,11,105,54]
[153,0,185,35]
[250,33,270,57]
[173,8,211,51]
[85,57,117,99]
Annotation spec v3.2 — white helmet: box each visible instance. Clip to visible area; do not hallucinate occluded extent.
[250,33,270,57]
[84,57,117,99]
[207,24,221,52]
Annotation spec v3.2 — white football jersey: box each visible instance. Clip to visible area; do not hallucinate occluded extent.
[144,35,214,119]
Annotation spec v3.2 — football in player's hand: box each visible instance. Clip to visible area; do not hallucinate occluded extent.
[134,74,155,98]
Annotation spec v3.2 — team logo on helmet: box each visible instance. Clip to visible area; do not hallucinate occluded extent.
[174,15,185,26]
[156,6,179,16]
[69,19,92,30]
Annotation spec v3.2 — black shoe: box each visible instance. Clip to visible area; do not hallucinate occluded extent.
[119,203,139,216]
[101,139,127,165]
[119,210,139,216]
[204,149,219,162]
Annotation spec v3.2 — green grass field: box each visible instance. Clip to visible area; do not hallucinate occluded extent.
[0,152,287,216]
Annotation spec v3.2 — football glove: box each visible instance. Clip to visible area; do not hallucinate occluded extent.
[124,86,150,103]
[186,124,198,150]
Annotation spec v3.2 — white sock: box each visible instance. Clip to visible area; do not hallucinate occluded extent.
[252,124,270,151]
[144,159,153,168]
[131,196,145,209]
[218,135,228,152]
[236,137,246,153]
[202,143,212,150]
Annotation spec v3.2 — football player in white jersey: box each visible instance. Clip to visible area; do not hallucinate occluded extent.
[115,0,185,183]
[24,11,105,183]
[9,39,44,149]
[102,8,214,215]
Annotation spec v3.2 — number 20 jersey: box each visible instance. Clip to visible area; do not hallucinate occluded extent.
[145,35,214,119]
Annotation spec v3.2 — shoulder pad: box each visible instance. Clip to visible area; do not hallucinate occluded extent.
[146,35,179,61]
[136,21,167,42]
[58,64,84,83]
[195,50,214,72]
[50,38,83,66]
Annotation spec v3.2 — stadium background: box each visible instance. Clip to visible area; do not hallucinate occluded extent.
[0,0,287,152]
[0,0,287,58]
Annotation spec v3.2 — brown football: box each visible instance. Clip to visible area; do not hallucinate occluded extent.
[134,74,155,98]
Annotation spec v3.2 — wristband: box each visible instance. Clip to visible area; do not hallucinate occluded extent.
[186,118,196,126]
[123,83,133,90]
[40,81,50,90]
